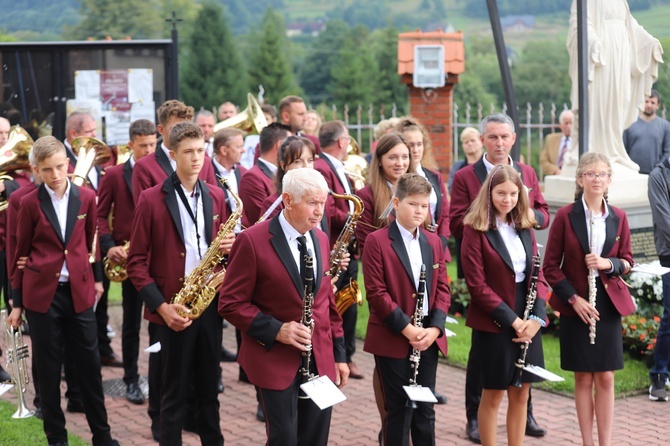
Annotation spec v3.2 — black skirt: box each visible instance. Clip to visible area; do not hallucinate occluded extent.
[559,279,624,372]
[472,283,545,390]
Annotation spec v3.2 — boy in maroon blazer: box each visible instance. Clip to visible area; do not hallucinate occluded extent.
[362,173,450,446]
[6,136,119,446]
[127,121,232,445]
[219,168,349,446]
[97,119,157,405]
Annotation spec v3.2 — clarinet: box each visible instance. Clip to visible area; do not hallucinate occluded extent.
[511,254,541,388]
[407,264,427,408]
[588,213,597,345]
[298,250,316,399]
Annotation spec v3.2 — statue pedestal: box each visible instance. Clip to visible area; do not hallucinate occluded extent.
[537,166,654,260]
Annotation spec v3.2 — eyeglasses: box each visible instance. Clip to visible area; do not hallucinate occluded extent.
[582,171,611,180]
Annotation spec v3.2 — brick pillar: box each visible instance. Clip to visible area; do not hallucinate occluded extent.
[404,76,457,177]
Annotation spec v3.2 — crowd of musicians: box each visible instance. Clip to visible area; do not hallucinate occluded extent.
[0,96,635,446]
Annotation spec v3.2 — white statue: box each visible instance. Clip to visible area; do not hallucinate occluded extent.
[566,0,663,171]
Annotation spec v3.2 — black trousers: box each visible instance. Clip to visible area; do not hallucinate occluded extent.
[26,283,112,445]
[121,278,142,385]
[148,322,162,433]
[464,331,534,422]
[375,343,439,446]
[96,274,114,358]
[257,364,332,446]
[335,257,358,362]
[0,252,10,311]
[157,303,223,446]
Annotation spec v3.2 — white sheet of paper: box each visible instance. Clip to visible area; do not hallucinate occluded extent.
[145,342,161,353]
[631,263,670,276]
[0,382,13,396]
[444,328,457,337]
[523,365,565,382]
[74,70,101,100]
[299,375,346,410]
[128,69,153,103]
[445,316,458,325]
[403,385,438,403]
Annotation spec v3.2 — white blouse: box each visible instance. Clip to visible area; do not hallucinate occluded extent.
[497,219,527,283]
[581,196,608,256]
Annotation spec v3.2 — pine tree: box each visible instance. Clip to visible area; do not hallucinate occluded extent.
[248,7,301,106]
[329,25,378,114]
[300,19,350,105]
[63,0,162,40]
[180,3,247,111]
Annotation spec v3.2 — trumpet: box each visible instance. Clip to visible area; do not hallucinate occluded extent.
[1,309,34,418]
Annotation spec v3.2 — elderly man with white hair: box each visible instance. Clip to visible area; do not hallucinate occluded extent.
[219,168,349,446]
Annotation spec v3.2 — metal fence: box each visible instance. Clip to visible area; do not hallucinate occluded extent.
[321,101,668,177]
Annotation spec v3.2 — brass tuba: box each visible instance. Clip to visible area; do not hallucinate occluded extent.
[343,136,368,190]
[70,136,112,187]
[327,191,365,315]
[171,177,243,319]
[1,309,34,418]
[0,126,33,211]
[114,144,132,165]
[104,241,130,282]
[213,93,268,134]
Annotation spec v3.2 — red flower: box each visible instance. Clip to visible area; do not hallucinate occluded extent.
[640,333,646,340]
[639,318,647,324]
[654,316,661,322]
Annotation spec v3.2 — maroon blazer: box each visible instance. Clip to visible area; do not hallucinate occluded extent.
[543,201,634,317]
[0,171,33,252]
[355,185,389,255]
[362,221,450,359]
[423,167,452,262]
[97,160,134,255]
[239,160,275,228]
[132,147,217,203]
[314,156,355,249]
[211,160,247,218]
[449,158,549,239]
[461,224,548,333]
[5,183,38,282]
[11,183,99,313]
[218,216,345,391]
[127,176,227,325]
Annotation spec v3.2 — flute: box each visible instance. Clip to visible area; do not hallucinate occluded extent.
[588,211,597,345]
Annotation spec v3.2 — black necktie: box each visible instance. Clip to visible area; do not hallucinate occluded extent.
[297,235,308,285]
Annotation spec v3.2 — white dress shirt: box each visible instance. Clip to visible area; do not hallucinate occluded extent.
[397,222,428,316]
[257,157,278,176]
[175,184,207,277]
[279,210,317,280]
[497,219,527,283]
[321,152,354,213]
[415,165,439,224]
[212,157,242,233]
[582,196,609,256]
[161,142,177,172]
[45,180,72,282]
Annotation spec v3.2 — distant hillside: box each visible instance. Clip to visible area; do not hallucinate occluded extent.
[2,0,670,45]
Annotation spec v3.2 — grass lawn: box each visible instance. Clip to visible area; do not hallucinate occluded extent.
[0,401,88,445]
[353,261,651,398]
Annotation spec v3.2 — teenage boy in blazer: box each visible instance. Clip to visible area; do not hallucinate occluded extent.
[97,119,157,405]
[6,136,119,446]
[362,173,450,446]
[127,122,232,446]
[219,168,349,446]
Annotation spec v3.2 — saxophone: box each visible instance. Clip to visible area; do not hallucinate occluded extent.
[407,264,427,409]
[327,191,365,315]
[511,253,541,388]
[171,178,243,319]
[298,250,317,399]
[104,241,130,282]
